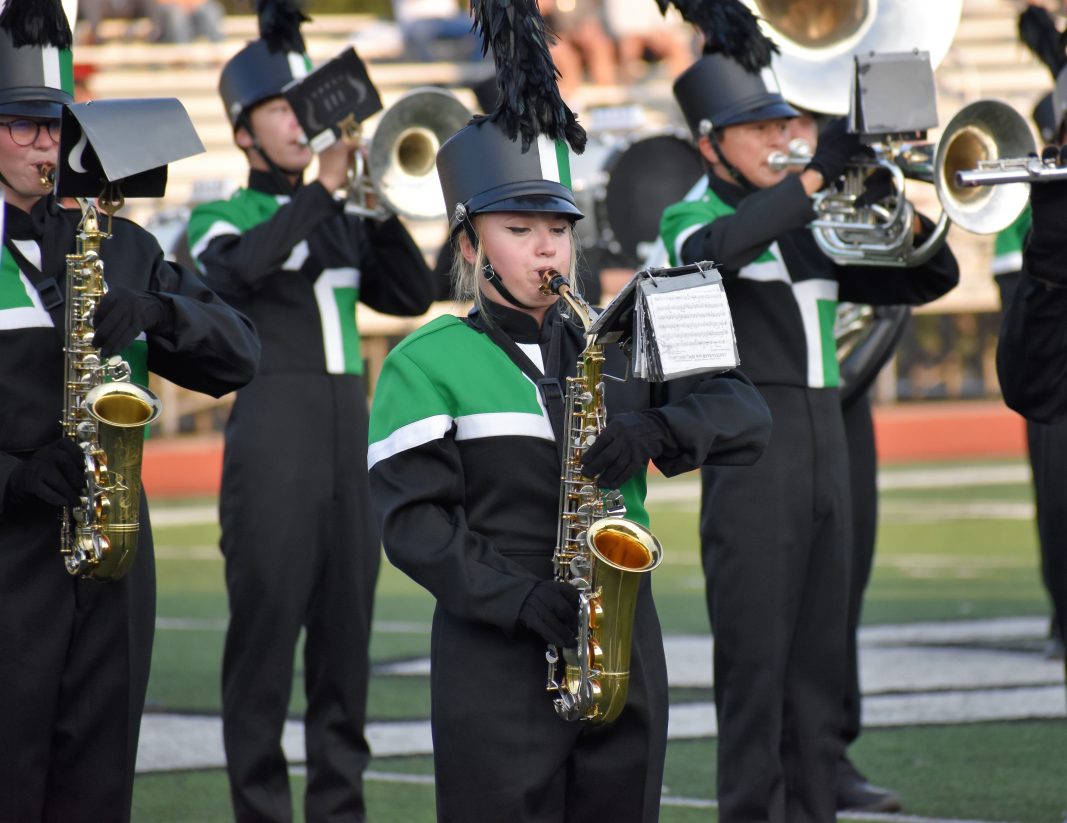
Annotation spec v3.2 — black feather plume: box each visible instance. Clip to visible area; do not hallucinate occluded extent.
[1018,5,1067,79]
[0,0,72,49]
[470,0,586,154]
[660,0,776,72]
[257,0,309,54]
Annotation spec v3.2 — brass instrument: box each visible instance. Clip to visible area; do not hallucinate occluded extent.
[808,142,950,267]
[540,270,664,725]
[343,86,471,221]
[38,162,56,189]
[934,99,1037,234]
[739,0,979,265]
[768,138,812,172]
[60,202,162,581]
[744,0,963,116]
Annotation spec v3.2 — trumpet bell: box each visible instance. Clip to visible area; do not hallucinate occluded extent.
[934,99,1034,235]
[745,0,963,115]
[368,87,472,221]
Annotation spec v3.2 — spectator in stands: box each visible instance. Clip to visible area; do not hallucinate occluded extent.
[151,0,224,43]
[391,0,479,62]
[76,0,155,45]
[603,0,693,80]
[538,0,617,100]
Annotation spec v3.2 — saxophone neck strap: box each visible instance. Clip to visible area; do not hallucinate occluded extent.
[467,308,569,459]
[3,238,66,339]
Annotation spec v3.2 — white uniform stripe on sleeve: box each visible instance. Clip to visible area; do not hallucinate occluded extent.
[368,414,454,470]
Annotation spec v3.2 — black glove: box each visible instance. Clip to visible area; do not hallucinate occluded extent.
[92,287,172,358]
[853,166,896,209]
[580,410,671,490]
[806,117,866,186]
[4,439,84,509]
[517,580,580,648]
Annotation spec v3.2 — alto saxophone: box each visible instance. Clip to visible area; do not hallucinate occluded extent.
[540,270,664,726]
[60,203,162,581]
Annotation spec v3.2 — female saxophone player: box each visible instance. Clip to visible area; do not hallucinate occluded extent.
[365,114,771,821]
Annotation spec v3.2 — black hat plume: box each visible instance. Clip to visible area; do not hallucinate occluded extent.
[656,0,776,72]
[0,0,72,49]
[470,0,586,154]
[257,0,309,54]
[1018,4,1067,80]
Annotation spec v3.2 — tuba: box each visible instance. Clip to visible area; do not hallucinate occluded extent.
[744,0,963,117]
[343,87,471,221]
[60,202,162,581]
[540,270,664,726]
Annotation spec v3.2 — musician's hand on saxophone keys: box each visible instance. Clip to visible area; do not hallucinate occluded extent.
[3,439,84,509]
[580,410,671,490]
[518,580,581,649]
[92,286,173,358]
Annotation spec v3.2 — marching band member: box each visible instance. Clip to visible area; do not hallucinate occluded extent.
[658,45,958,822]
[788,105,904,813]
[366,3,770,818]
[991,3,1066,665]
[995,64,1067,689]
[367,112,770,823]
[185,2,434,819]
[0,1,259,820]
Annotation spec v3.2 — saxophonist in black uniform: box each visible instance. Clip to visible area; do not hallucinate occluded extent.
[0,2,259,821]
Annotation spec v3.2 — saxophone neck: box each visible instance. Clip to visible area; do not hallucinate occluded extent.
[540,269,596,336]
[76,202,108,254]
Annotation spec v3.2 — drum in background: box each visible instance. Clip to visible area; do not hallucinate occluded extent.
[570,131,705,268]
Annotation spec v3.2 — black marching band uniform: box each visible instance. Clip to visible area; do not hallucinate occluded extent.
[186,27,434,822]
[660,54,959,822]
[367,117,771,820]
[996,102,1067,680]
[0,5,259,820]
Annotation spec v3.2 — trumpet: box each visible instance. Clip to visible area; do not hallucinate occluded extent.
[337,87,471,221]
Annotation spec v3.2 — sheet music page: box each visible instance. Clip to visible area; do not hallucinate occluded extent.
[640,278,739,378]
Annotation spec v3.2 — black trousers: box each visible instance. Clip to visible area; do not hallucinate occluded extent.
[1026,419,1067,672]
[428,562,668,823]
[840,391,878,748]
[701,385,849,823]
[220,374,380,823]
[0,497,155,823]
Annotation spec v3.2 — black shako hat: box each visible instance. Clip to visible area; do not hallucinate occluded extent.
[218,0,312,128]
[0,0,75,118]
[673,53,798,136]
[659,0,795,136]
[437,117,583,235]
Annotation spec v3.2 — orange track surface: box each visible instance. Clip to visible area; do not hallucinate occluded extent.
[141,401,1028,500]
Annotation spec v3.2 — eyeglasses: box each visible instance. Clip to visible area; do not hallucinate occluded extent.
[0,119,61,147]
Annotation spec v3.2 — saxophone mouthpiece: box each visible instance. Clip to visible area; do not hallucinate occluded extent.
[38,163,56,188]
[539,269,571,296]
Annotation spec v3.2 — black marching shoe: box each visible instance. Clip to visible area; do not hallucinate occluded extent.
[836,756,903,813]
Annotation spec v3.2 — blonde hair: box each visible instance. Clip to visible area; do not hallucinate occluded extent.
[450,220,582,316]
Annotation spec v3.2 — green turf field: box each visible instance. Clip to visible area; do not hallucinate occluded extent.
[134,459,1067,823]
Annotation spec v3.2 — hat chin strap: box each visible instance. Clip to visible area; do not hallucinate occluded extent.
[706,127,756,192]
[243,119,304,193]
[482,261,540,310]
[459,212,541,312]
